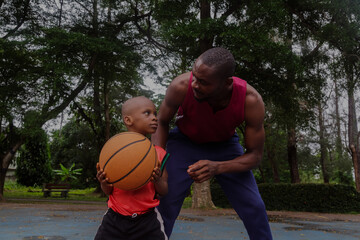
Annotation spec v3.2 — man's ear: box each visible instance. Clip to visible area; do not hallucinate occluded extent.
[124,115,133,126]
[226,77,233,88]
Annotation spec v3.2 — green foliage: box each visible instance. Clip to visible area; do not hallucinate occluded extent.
[50,120,101,188]
[53,163,82,183]
[331,170,354,186]
[211,181,360,213]
[4,180,106,202]
[2,0,359,197]
[15,128,52,187]
[259,183,360,213]
[261,116,289,183]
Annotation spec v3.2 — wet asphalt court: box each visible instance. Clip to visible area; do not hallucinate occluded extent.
[0,203,359,240]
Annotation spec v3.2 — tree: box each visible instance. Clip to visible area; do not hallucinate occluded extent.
[151,0,331,206]
[0,0,157,200]
[153,0,257,208]
[50,119,101,188]
[0,27,97,199]
[16,125,52,187]
[312,0,360,190]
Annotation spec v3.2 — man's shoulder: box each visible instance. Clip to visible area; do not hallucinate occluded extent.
[170,72,191,89]
[245,83,262,100]
[165,72,190,104]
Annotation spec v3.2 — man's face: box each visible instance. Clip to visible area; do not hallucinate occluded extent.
[129,100,158,135]
[191,58,225,101]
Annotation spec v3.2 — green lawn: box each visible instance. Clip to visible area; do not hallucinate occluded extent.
[3,180,192,207]
[4,180,107,202]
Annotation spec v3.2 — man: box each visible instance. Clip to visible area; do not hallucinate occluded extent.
[152,47,273,239]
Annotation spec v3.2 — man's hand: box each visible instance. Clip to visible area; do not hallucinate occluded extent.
[187,160,219,183]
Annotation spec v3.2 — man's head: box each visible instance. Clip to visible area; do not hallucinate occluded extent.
[191,47,235,101]
[121,96,158,136]
[198,47,236,79]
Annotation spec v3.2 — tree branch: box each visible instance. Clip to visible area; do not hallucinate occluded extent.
[130,4,175,52]
[220,1,243,21]
[3,0,31,39]
[301,41,324,63]
[72,101,98,136]
[39,54,98,126]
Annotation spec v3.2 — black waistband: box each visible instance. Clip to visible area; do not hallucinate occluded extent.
[108,208,154,220]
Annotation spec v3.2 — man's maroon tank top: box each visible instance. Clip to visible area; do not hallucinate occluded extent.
[176,73,247,143]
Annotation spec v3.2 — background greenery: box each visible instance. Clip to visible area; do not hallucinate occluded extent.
[211,180,360,213]
[1,0,360,208]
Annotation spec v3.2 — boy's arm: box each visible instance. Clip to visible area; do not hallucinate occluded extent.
[151,148,169,197]
[96,163,113,195]
[153,168,168,198]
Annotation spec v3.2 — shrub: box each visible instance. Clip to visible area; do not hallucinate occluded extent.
[16,128,52,187]
[211,180,360,213]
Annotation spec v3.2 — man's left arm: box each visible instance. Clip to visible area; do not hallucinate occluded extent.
[187,84,265,182]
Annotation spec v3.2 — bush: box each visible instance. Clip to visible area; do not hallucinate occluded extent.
[211,181,360,213]
[16,128,52,187]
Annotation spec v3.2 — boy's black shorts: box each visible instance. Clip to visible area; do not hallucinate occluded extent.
[94,208,167,240]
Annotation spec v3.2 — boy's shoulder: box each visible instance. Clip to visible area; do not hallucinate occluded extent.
[154,145,167,161]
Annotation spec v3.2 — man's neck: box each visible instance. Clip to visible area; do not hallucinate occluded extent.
[207,88,233,113]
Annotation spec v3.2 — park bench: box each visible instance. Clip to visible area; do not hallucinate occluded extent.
[42,183,71,198]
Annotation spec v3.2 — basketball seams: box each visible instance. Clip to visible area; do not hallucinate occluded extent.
[108,141,154,185]
[121,145,157,191]
[99,132,157,190]
[102,137,147,170]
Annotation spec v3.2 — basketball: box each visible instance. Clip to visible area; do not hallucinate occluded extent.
[98,132,158,190]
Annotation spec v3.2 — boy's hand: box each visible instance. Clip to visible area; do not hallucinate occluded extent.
[150,161,162,183]
[96,163,113,187]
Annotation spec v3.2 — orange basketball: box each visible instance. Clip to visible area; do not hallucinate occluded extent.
[99,132,158,190]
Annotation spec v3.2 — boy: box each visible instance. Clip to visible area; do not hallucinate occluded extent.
[95,96,168,240]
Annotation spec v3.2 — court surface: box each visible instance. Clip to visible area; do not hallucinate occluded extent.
[0,202,359,240]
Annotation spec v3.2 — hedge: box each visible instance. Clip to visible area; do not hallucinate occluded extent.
[211,181,360,213]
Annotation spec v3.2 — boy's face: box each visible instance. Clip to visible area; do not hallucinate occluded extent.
[126,99,158,136]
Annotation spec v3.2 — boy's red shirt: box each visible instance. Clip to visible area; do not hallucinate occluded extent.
[107,145,167,216]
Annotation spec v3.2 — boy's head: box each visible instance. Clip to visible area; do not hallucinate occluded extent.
[121,96,158,136]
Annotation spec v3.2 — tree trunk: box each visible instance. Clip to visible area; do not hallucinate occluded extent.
[285,13,300,184]
[0,141,23,201]
[258,166,266,183]
[265,125,280,183]
[192,181,216,209]
[268,150,280,183]
[287,127,300,183]
[348,88,360,191]
[191,0,216,209]
[334,78,343,152]
[199,0,213,53]
[104,78,111,141]
[318,103,329,183]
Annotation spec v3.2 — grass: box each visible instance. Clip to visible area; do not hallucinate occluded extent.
[4,180,107,202]
[3,180,192,208]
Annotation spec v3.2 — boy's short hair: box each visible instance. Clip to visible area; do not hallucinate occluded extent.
[121,96,152,121]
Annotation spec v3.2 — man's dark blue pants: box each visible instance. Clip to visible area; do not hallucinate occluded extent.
[157,128,273,240]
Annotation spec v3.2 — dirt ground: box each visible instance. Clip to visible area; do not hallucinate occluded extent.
[2,201,360,223]
[180,208,360,222]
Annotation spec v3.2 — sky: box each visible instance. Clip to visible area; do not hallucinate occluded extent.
[44,77,166,133]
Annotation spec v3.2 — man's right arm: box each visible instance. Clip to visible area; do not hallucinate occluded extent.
[151,72,190,149]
